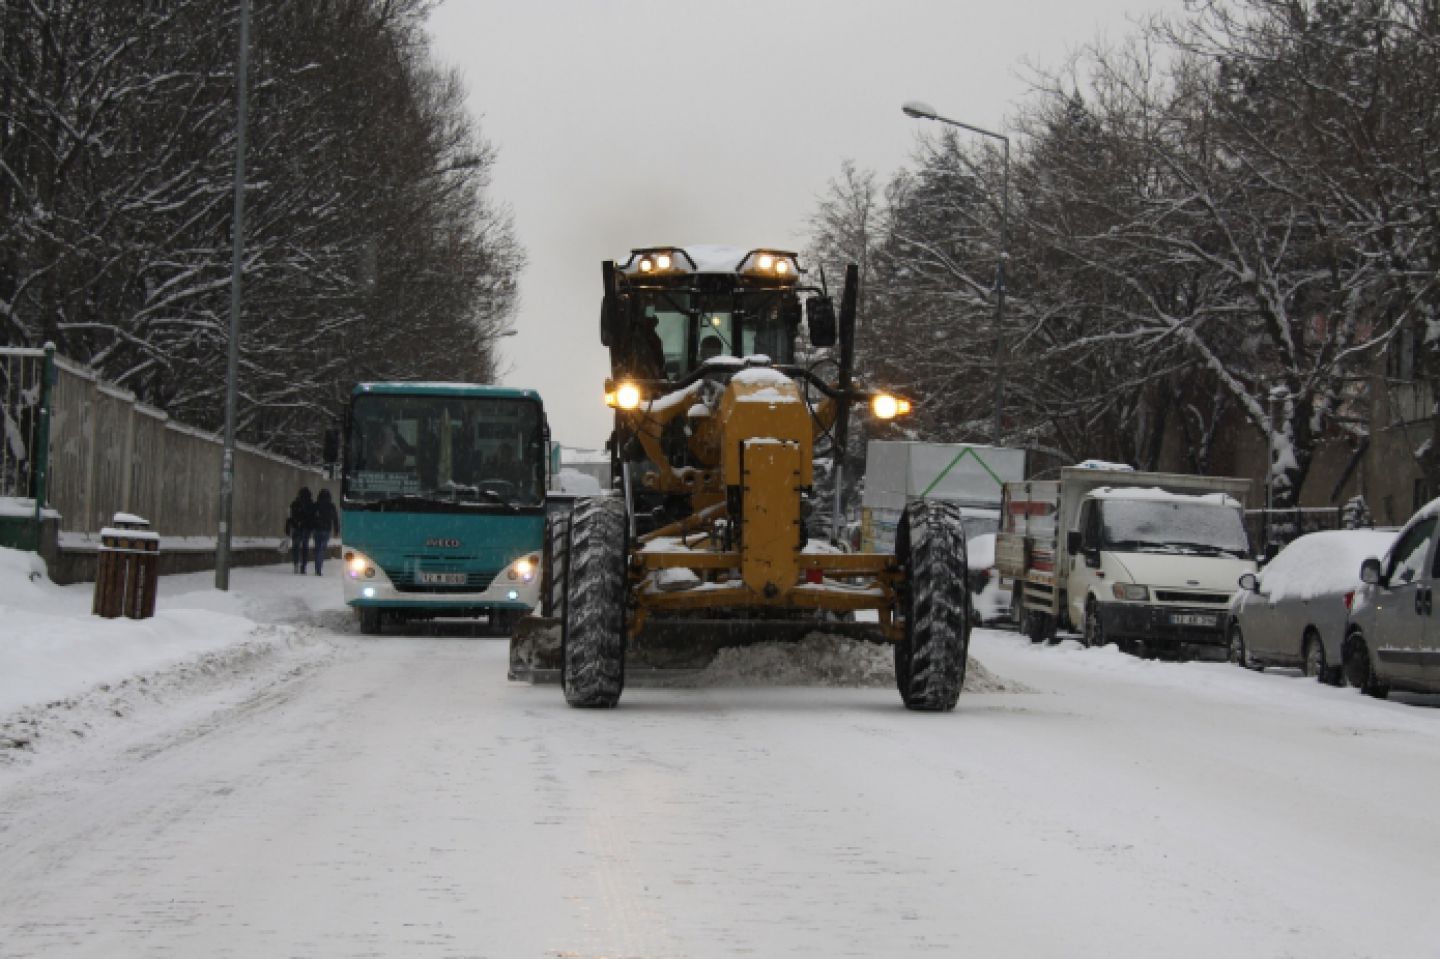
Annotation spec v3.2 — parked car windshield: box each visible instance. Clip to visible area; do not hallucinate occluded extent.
[1099,499,1251,557]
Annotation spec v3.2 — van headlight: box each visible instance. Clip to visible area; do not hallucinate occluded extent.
[1112,583,1149,601]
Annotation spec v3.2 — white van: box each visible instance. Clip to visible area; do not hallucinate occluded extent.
[999,467,1256,657]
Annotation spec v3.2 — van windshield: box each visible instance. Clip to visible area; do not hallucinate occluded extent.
[1099,499,1251,557]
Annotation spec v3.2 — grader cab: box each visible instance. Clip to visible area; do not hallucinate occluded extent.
[512,245,971,710]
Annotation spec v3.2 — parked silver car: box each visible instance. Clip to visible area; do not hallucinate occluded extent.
[1344,500,1440,698]
[1228,528,1397,684]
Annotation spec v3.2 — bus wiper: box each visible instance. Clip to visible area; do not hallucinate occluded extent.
[370,493,433,510]
[439,480,481,499]
[477,488,520,511]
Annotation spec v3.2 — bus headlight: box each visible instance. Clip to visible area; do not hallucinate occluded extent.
[347,550,378,581]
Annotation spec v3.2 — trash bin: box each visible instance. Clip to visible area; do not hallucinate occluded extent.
[92,514,160,619]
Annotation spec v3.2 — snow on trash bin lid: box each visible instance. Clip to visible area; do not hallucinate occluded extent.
[100,525,159,543]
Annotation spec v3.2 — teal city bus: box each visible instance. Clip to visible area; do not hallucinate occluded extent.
[340,382,547,634]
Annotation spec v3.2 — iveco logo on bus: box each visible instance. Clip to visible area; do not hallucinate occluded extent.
[425,538,462,548]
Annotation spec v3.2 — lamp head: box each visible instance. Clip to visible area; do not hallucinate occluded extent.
[902,100,938,120]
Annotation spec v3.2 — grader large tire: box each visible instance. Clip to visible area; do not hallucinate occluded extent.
[562,497,628,708]
[541,512,571,619]
[893,499,970,711]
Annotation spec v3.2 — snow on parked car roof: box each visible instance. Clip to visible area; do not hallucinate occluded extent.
[1259,529,1399,602]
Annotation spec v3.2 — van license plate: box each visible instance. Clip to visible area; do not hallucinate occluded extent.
[420,572,466,585]
[1171,613,1217,627]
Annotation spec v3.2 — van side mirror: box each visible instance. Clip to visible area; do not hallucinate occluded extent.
[1066,530,1083,554]
[1238,572,1259,592]
[806,296,837,347]
[1360,557,1383,586]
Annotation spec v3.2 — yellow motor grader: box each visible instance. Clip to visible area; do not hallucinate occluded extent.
[511,245,970,709]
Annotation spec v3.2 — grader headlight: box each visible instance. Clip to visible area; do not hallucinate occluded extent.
[871,394,912,420]
[615,382,644,411]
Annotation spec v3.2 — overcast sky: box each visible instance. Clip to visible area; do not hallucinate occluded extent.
[425,0,1183,449]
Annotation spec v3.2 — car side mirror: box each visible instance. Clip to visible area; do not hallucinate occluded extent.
[1066,530,1083,554]
[1238,572,1259,592]
[806,296,837,347]
[1359,557,1383,586]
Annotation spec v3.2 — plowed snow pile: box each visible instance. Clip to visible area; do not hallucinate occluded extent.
[650,632,1029,692]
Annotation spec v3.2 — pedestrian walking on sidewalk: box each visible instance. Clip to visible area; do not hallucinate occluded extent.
[285,487,315,573]
[312,488,340,575]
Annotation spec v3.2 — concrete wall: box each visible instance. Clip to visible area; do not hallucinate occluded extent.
[45,357,335,540]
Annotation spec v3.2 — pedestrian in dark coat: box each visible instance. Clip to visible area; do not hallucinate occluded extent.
[311,488,340,576]
[285,487,315,574]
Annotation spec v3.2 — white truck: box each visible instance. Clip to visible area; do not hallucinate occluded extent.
[997,466,1257,657]
[861,441,1026,551]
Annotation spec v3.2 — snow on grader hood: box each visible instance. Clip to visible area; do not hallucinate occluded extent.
[510,247,967,711]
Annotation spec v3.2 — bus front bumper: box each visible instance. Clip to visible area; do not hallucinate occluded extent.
[342,550,540,613]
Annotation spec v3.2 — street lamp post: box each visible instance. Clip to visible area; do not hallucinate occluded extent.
[216,0,251,591]
[902,100,1009,446]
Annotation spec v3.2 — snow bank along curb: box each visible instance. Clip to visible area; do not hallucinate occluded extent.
[0,625,334,763]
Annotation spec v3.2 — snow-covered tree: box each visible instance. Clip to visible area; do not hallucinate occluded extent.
[0,0,523,461]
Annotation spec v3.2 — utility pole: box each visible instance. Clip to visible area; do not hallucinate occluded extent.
[216,0,250,590]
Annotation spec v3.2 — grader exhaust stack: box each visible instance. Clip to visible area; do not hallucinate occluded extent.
[510,245,971,710]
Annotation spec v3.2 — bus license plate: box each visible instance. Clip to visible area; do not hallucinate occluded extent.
[420,572,466,585]
[1171,613,1217,627]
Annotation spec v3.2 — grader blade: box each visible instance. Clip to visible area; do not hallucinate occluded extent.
[508,612,888,684]
[508,614,562,683]
[627,617,888,670]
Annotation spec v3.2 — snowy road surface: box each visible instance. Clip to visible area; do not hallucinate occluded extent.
[3,569,1440,957]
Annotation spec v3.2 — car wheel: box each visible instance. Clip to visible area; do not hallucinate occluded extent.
[1083,599,1106,649]
[1344,633,1389,700]
[1228,623,1250,668]
[1303,631,1343,685]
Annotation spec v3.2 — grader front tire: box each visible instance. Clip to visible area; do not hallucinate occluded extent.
[562,497,628,708]
[894,499,970,711]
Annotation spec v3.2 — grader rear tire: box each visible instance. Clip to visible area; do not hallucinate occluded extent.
[893,499,970,711]
[542,512,571,619]
[562,497,628,708]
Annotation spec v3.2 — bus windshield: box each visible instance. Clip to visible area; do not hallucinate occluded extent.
[344,394,544,508]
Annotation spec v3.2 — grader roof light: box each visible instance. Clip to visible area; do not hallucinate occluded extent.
[736,249,800,282]
[624,247,695,276]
